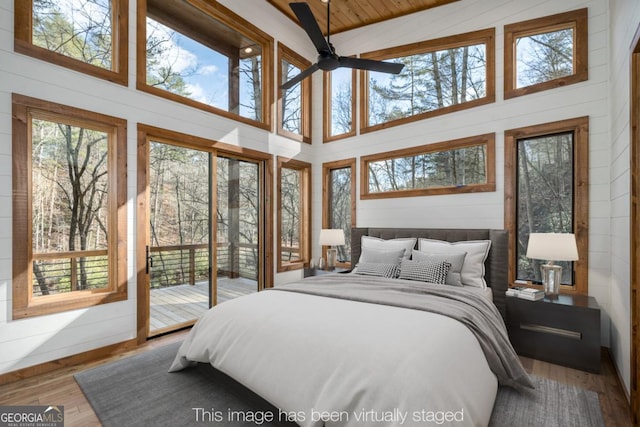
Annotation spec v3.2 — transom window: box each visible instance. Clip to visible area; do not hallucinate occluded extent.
[138,0,273,129]
[277,43,312,143]
[504,8,588,99]
[14,0,129,84]
[12,94,127,319]
[360,29,495,133]
[323,67,356,142]
[361,134,496,199]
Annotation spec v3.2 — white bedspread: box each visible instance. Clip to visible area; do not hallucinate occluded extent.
[170,285,499,426]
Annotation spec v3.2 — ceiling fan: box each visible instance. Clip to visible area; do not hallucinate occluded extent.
[280,1,405,90]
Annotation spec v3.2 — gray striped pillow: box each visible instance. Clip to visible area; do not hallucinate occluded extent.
[399,259,451,284]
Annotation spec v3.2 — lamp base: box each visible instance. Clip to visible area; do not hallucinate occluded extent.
[326,248,337,269]
[541,262,562,296]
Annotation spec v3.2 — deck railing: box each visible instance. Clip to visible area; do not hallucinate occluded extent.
[32,250,109,296]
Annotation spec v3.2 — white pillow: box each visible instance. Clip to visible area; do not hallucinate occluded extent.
[412,250,466,287]
[358,247,405,265]
[361,236,416,260]
[418,239,491,288]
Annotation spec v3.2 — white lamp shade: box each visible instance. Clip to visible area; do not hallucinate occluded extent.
[319,229,345,246]
[526,233,579,261]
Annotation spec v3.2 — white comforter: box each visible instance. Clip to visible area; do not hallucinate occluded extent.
[169,279,500,427]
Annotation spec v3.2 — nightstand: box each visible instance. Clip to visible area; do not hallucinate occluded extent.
[506,294,601,373]
[303,267,349,278]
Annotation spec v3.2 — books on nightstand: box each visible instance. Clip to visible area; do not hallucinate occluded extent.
[506,286,545,301]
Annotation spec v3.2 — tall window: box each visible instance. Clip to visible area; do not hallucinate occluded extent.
[12,94,127,319]
[277,43,312,143]
[360,29,495,133]
[361,134,495,199]
[14,0,129,85]
[138,0,273,129]
[323,68,356,142]
[323,159,356,266]
[504,8,588,99]
[504,117,589,293]
[277,157,311,272]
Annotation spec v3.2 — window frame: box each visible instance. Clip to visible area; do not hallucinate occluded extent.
[504,116,589,294]
[136,0,274,130]
[277,43,312,143]
[14,0,129,86]
[360,133,496,200]
[12,94,128,319]
[359,28,495,134]
[277,156,311,272]
[322,158,356,267]
[323,68,357,142]
[504,8,588,99]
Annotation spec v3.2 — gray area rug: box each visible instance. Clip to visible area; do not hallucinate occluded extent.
[75,342,604,427]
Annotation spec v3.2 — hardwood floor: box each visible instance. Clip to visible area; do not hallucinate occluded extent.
[0,333,633,427]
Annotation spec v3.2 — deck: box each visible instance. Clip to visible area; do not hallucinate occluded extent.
[150,277,256,333]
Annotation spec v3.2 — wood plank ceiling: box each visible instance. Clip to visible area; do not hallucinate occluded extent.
[266,0,460,35]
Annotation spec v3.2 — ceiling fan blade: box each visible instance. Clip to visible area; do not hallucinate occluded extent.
[290,2,332,54]
[339,57,405,74]
[281,63,319,90]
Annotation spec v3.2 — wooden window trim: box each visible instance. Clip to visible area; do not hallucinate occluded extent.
[136,0,274,131]
[277,156,311,272]
[12,94,128,319]
[322,158,356,268]
[277,43,312,143]
[504,8,588,100]
[504,116,589,294]
[323,68,357,143]
[14,0,129,86]
[359,28,495,134]
[360,133,496,200]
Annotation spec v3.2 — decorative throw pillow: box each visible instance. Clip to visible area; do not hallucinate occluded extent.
[361,236,416,260]
[398,259,451,284]
[418,239,491,288]
[411,250,467,287]
[358,247,406,265]
[355,262,399,278]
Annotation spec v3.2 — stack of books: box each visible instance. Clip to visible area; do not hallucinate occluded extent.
[506,286,545,301]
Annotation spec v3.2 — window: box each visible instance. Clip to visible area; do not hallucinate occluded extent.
[12,94,127,319]
[138,0,273,129]
[277,43,312,143]
[277,157,311,272]
[323,68,356,142]
[361,134,495,199]
[14,0,129,85]
[323,159,356,266]
[504,117,589,294]
[504,8,588,99]
[360,29,495,133]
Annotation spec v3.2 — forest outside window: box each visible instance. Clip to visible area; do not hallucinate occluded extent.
[14,0,129,85]
[504,8,588,99]
[504,117,589,294]
[138,0,273,129]
[360,29,495,133]
[12,94,127,319]
[277,43,312,143]
[323,67,356,142]
[322,159,356,266]
[361,134,495,199]
[277,157,311,272]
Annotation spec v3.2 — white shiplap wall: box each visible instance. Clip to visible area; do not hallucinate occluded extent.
[608,0,639,396]
[0,0,631,394]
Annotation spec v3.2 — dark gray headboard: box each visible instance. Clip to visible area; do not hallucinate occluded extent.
[351,228,509,319]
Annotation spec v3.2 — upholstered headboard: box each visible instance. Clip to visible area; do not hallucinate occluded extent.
[351,228,509,319]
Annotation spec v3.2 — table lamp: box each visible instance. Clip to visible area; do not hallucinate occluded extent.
[526,233,579,296]
[319,229,345,270]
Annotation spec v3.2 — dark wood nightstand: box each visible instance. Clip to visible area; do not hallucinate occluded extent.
[303,267,349,278]
[506,294,601,373]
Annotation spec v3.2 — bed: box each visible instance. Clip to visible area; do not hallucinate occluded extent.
[169,228,532,427]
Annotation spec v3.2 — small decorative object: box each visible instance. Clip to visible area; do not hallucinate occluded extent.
[319,229,346,270]
[526,233,579,296]
[317,257,326,270]
[309,258,316,269]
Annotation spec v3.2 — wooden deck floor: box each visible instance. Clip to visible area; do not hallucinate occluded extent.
[150,277,256,332]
